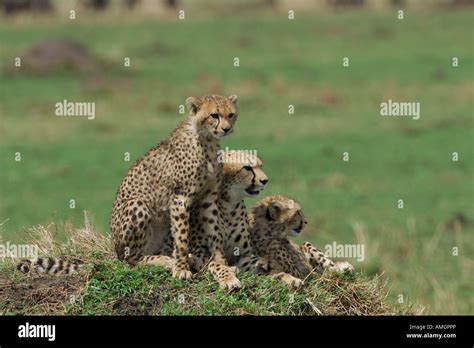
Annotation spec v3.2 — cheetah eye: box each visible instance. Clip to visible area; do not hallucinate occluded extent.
[210,113,219,119]
[228,113,236,119]
[243,165,252,171]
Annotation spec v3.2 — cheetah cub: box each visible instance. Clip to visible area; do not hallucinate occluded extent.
[110,94,239,282]
[155,150,271,290]
[248,195,354,289]
[187,150,270,274]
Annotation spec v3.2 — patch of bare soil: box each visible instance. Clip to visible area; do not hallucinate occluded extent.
[112,291,163,315]
[0,273,88,315]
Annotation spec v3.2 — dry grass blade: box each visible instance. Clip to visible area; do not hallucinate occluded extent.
[19,210,114,263]
[66,211,114,259]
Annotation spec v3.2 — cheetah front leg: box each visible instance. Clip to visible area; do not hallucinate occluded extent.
[203,200,241,291]
[209,232,241,290]
[170,193,192,280]
[300,242,354,273]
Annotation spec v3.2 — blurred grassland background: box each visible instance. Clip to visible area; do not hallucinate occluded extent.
[0,0,473,314]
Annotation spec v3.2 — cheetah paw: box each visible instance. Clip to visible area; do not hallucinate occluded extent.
[331,261,355,274]
[282,275,303,289]
[218,275,241,291]
[172,268,193,280]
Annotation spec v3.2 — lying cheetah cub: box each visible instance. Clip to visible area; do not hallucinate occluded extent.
[110,94,238,282]
[248,195,354,288]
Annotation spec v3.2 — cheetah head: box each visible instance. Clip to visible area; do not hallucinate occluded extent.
[186,94,238,139]
[259,195,308,238]
[220,150,268,198]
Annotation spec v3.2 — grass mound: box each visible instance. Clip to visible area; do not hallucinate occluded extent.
[0,212,421,315]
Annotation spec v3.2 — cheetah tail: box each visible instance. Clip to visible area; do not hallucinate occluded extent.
[16,257,85,276]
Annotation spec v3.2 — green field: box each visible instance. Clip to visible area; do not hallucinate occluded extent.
[0,5,473,314]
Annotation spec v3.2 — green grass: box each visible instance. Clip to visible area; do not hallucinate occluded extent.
[0,5,473,314]
[0,216,413,316]
[69,262,407,316]
[0,260,413,316]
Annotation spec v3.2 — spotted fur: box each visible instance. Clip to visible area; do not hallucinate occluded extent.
[187,150,270,275]
[155,151,270,290]
[109,94,239,286]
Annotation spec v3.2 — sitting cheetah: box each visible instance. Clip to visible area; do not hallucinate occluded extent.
[153,150,271,289]
[188,150,270,274]
[110,94,239,284]
[248,195,354,288]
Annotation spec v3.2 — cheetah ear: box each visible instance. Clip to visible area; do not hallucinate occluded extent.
[267,201,284,220]
[186,96,203,115]
[228,94,238,104]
